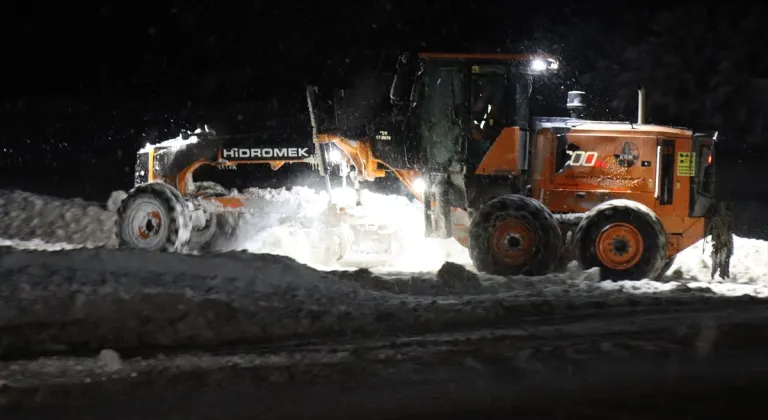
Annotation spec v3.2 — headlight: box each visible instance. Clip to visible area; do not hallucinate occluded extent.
[529,57,559,72]
[411,177,426,194]
[328,147,342,164]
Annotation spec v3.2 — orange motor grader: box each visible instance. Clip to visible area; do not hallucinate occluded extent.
[307,52,729,280]
[119,52,730,280]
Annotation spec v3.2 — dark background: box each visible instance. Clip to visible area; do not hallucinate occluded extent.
[1,0,767,235]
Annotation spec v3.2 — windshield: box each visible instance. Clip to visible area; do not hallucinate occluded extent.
[413,64,464,169]
[409,60,536,169]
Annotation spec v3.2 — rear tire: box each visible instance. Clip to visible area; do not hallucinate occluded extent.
[116,182,192,252]
[469,195,562,276]
[655,255,677,280]
[573,199,668,281]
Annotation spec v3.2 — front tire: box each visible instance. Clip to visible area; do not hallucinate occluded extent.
[187,207,218,251]
[573,199,668,281]
[189,181,240,251]
[469,195,562,276]
[191,181,230,197]
[116,182,192,252]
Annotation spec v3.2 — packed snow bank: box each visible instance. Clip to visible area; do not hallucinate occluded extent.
[590,235,768,297]
[0,189,117,247]
[667,235,768,282]
[0,237,83,251]
[2,245,762,358]
[0,246,380,357]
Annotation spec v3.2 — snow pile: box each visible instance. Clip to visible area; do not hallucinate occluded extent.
[0,237,82,251]
[228,186,470,271]
[225,186,768,283]
[138,127,209,153]
[0,246,381,357]
[221,186,359,266]
[669,236,768,282]
[656,235,768,296]
[106,190,128,212]
[592,236,768,297]
[0,244,761,359]
[0,189,118,248]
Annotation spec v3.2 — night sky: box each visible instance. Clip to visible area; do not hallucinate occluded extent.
[2,1,765,205]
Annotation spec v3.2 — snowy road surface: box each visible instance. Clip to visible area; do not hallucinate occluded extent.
[1,187,768,418]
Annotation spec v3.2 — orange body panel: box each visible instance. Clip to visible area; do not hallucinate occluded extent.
[213,197,246,208]
[146,134,400,200]
[474,127,522,175]
[389,168,424,202]
[147,151,311,197]
[525,123,702,257]
[315,134,386,181]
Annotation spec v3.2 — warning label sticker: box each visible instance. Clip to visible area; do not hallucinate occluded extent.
[677,152,696,176]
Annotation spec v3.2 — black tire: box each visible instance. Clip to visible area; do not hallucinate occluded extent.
[466,184,517,222]
[186,207,218,251]
[655,255,677,280]
[469,194,562,276]
[573,199,668,281]
[116,182,192,252]
[190,181,240,251]
[191,181,230,197]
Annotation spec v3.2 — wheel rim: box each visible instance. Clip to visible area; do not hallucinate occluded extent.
[596,222,643,270]
[125,198,167,249]
[189,210,217,248]
[490,220,536,266]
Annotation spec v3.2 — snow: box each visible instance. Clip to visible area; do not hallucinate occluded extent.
[226,186,472,271]
[106,190,127,212]
[582,235,767,297]
[211,186,768,290]
[0,242,761,362]
[0,185,766,290]
[0,237,82,251]
[0,186,767,381]
[0,189,117,248]
[670,236,768,282]
[97,349,123,372]
[0,185,765,319]
[137,127,208,153]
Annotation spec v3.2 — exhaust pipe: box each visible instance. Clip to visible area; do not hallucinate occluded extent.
[637,86,646,124]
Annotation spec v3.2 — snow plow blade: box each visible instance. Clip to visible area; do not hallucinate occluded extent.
[186,186,407,266]
[327,205,403,266]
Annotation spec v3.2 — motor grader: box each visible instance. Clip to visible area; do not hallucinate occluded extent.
[118,51,730,280]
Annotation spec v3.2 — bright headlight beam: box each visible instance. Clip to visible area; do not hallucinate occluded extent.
[530,59,548,72]
[411,177,426,194]
[530,58,559,73]
[328,147,342,164]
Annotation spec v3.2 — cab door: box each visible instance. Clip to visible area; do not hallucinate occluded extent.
[656,138,676,206]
